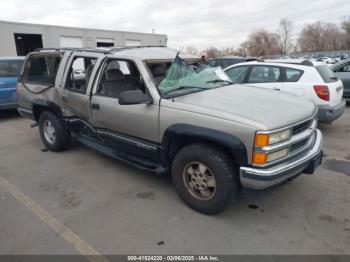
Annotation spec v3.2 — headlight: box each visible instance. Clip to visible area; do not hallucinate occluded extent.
[252,129,291,165]
[255,129,291,147]
[252,149,289,165]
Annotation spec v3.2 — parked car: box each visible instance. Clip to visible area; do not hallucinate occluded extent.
[17,47,323,214]
[0,57,25,109]
[316,57,336,66]
[331,58,350,102]
[207,57,257,68]
[224,60,346,124]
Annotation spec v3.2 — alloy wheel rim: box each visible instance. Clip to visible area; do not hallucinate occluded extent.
[182,161,217,201]
[43,120,56,144]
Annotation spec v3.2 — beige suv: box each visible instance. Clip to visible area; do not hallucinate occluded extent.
[17,47,323,214]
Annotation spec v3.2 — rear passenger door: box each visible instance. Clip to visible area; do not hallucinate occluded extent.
[246,65,284,91]
[61,53,102,120]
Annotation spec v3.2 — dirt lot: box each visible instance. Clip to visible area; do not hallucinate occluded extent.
[0,108,349,256]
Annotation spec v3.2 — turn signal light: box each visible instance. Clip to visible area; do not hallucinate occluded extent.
[253,152,267,165]
[314,85,329,101]
[255,134,269,147]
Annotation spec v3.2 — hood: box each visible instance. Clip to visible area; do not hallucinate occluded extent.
[0,77,18,89]
[172,85,317,130]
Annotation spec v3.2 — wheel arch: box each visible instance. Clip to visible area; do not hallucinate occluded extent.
[32,99,63,122]
[161,124,248,167]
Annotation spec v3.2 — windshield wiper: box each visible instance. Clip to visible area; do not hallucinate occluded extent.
[206,79,233,84]
[163,86,210,97]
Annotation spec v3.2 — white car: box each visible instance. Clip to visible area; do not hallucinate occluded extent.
[224,60,346,123]
[316,57,336,66]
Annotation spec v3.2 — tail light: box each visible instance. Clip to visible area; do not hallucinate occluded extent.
[314,85,329,101]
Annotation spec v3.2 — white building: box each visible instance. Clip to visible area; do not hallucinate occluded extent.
[0,21,168,56]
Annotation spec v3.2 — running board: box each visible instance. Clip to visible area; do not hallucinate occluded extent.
[77,135,167,174]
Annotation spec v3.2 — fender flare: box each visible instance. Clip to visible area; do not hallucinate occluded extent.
[32,99,63,121]
[162,124,248,166]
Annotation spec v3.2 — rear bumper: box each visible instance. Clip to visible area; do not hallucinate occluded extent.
[240,129,323,190]
[0,102,17,110]
[317,100,346,123]
[17,107,34,119]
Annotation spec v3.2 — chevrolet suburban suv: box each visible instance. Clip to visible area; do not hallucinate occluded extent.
[17,47,323,214]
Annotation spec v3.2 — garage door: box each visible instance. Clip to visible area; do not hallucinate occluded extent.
[125,39,141,46]
[96,38,114,47]
[60,36,83,48]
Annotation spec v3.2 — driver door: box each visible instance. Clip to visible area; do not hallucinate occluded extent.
[90,58,159,143]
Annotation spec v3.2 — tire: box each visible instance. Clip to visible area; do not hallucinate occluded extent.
[171,143,238,215]
[38,111,71,152]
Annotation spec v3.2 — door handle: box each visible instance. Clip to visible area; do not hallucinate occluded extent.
[62,96,68,102]
[91,103,100,110]
[272,88,281,91]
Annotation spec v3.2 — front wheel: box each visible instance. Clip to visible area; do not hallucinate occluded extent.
[38,111,71,152]
[171,143,238,215]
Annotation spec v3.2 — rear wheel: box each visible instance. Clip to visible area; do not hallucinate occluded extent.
[38,111,71,152]
[171,143,238,214]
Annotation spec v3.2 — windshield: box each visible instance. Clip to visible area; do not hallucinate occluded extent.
[158,55,233,98]
[0,60,24,77]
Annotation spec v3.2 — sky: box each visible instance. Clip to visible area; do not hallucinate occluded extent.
[0,0,349,49]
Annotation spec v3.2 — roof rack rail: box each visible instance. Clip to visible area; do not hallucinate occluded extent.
[34,45,167,54]
[264,59,314,67]
[34,47,110,54]
[109,45,167,52]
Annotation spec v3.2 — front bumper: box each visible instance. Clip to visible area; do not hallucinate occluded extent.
[317,101,346,123]
[240,129,323,190]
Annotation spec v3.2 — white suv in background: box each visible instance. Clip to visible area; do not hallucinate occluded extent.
[224,60,346,124]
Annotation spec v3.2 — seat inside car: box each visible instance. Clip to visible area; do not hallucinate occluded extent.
[151,64,167,86]
[101,69,136,98]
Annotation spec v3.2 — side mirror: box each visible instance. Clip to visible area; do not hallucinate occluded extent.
[119,90,152,105]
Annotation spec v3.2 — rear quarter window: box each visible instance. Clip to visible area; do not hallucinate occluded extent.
[22,53,62,85]
[316,65,337,83]
[284,68,304,82]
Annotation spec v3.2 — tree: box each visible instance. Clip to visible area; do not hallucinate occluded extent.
[180,46,200,55]
[277,18,293,54]
[323,23,344,51]
[205,47,221,59]
[298,22,325,52]
[298,21,345,52]
[244,29,280,57]
[341,17,350,49]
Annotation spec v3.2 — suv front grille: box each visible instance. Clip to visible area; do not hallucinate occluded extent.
[292,120,313,135]
[290,138,309,153]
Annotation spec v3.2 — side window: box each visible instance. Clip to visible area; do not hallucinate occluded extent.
[285,68,304,82]
[96,59,145,99]
[248,66,281,83]
[22,53,62,84]
[339,64,350,72]
[65,57,97,93]
[225,66,249,84]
